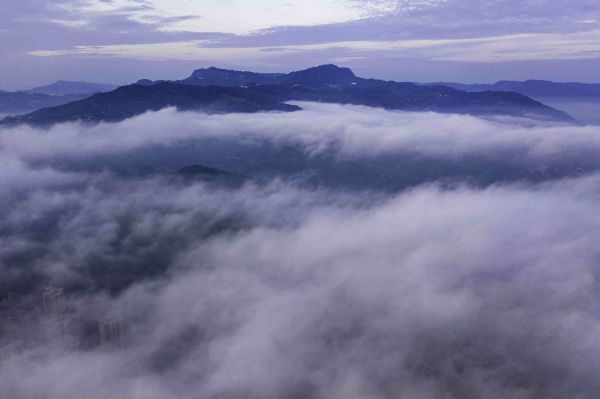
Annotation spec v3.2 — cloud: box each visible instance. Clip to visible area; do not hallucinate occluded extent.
[29,30,600,64]
[3,102,600,164]
[2,106,600,397]
[175,0,600,55]
[0,0,218,51]
[3,171,600,397]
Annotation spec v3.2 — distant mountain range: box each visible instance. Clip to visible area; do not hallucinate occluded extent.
[1,65,577,127]
[20,80,119,96]
[0,81,119,115]
[0,91,94,115]
[419,80,600,99]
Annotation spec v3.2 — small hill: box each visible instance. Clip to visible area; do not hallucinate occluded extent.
[175,165,248,188]
[135,79,165,86]
[177,165,231,177]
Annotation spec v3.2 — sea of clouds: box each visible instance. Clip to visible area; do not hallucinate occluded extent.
[2,103,600,398]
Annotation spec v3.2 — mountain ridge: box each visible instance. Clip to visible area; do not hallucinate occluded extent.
[2,65,577,127]
[0,83,300,127]
[20,80,119,96]
[0,91,94,115]
[420,80,600,98]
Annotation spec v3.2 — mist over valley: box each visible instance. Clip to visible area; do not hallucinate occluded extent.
[2,92,600,397]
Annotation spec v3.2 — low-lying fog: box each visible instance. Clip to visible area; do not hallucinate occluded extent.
[2,103,600,398]
[5,102,600,192]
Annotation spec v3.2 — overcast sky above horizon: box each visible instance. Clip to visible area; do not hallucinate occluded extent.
[2,0,600,90]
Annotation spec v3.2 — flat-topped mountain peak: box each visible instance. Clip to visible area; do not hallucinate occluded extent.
[283,64,356,84]
[160,64,358,87]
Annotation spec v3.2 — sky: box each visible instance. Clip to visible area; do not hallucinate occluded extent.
[2,0,600,89]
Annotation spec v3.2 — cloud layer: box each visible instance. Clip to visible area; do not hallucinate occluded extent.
[3,103,600,167]
[3,102,600,195]
[2,106,600,398]
[3,173,600,398]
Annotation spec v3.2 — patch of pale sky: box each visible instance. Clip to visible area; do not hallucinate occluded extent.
[27,38,459,61]
[432,30,600,62]
[75,0,396,34]
[49,19,90,28]
[29,30,600,64]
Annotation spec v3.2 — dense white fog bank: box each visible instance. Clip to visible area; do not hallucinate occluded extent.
[2,173,600,398]
[2,102,600,164]
[2,105,600,398]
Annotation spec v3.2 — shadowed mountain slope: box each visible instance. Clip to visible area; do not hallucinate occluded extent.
[1,83,300,127]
